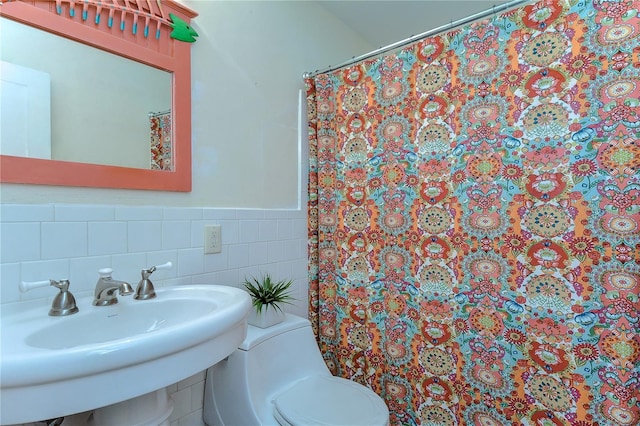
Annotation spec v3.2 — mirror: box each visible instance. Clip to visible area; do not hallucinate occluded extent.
[0,0,197,191]
[2,18,172,169]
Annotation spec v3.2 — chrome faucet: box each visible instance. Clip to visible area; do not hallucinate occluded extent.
[93,268,134,306]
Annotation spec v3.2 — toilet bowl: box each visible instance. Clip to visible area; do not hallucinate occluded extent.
[203,314,389,426]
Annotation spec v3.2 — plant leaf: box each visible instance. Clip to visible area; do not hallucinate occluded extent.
[242,273,295,314]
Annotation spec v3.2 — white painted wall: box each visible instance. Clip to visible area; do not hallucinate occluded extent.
[0,1,371,208]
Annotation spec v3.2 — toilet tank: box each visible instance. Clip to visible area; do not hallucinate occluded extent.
[204,314,331,426]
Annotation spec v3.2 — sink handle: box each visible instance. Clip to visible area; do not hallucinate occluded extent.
[20,279,79,316]
[154,261,173,271]
[20,279,53,292]
[134,261,171,301]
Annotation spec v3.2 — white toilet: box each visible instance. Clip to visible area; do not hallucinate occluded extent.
[203,314,389,426]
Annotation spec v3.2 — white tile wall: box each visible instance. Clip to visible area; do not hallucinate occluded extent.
[0,203,310,425]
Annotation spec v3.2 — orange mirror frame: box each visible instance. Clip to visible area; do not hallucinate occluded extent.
[0,0,197,191]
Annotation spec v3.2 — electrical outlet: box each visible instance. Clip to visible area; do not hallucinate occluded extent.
[204,224,222,254]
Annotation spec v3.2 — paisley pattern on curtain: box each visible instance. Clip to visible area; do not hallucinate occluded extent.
[150,112,172,170]
[306,0,640,424]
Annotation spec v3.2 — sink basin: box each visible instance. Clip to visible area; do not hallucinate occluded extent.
[26,298,216,349]
[1,285,251,425]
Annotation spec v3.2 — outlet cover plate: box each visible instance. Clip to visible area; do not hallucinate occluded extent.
[204,224,221,254]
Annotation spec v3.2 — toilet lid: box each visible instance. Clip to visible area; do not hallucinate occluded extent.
[273,375,389,426]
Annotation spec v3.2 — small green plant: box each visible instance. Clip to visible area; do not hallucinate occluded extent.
[243,274,295,314]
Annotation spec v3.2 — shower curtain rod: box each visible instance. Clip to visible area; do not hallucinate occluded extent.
[302,0,531,79]
[148,109,171,117]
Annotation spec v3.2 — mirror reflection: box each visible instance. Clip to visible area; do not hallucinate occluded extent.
[0,17,172,170]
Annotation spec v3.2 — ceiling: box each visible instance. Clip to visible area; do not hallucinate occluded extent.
[319,0,513,49]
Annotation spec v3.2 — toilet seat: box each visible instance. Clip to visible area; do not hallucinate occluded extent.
[272,375,389,426]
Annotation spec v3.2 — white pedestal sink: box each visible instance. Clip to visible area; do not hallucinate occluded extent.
[0,285,251,425]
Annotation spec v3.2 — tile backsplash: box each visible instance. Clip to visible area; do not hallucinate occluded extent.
[0,203,309,425]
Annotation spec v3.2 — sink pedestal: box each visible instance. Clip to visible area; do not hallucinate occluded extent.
[93,389,173,426]
[7,389,173,426]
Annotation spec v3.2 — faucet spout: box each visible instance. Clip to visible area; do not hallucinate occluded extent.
[93,268,133,306]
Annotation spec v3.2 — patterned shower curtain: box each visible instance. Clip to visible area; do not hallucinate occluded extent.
[306,0,639,424]
[150,111,172,170]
